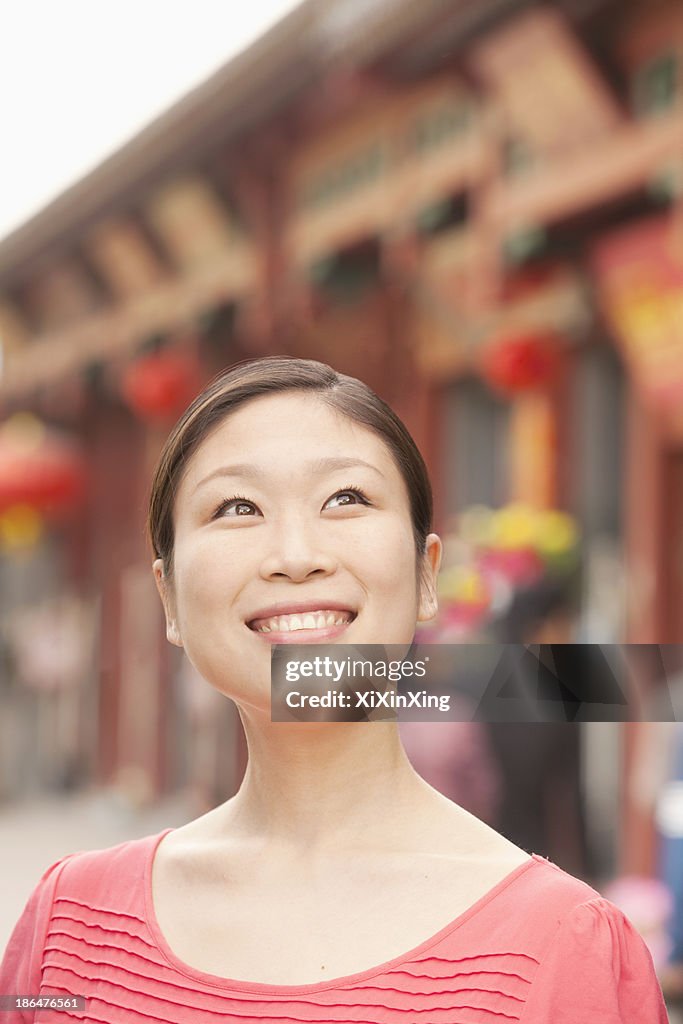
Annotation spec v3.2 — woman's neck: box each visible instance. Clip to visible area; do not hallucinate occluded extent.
[218,714,436,855]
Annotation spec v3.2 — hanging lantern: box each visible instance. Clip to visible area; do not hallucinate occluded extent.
[481,331,561,394]
[0,414,86,519]
[121,348,204,423]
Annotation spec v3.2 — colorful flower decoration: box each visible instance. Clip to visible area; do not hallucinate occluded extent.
[419,502,581,641]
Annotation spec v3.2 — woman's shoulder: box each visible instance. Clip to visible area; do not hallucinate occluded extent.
[511,851,600,908]
[45,829,169,907]
[53,826,161,862]
[441,852,656,977]
[0,830,171,997]
[60,827,168,868]
[475,850,657,976]
[506,863,668,1021]
[432,827,600,955]
[484,851,606,939]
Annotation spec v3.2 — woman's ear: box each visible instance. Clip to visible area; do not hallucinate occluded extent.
[152,558,183,647]
[417,533,442,622]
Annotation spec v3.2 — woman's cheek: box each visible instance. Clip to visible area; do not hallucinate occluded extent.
[176,534,239,595]
[361,518,416,578]
[357,531,420,631]
[352,512,412,552]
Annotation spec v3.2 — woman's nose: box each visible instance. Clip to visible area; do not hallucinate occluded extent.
[258,518,338,582]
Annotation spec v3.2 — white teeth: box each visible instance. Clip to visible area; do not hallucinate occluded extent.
[254,609,353,633]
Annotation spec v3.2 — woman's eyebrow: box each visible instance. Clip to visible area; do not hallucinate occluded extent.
[193,457,385,493]
[311,456,385,478]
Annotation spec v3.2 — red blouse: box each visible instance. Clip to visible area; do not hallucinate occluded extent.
[0,827,668,1022]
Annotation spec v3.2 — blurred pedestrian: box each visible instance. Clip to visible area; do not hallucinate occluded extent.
[486,575,587,876]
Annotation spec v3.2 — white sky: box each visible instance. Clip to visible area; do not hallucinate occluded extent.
[0,0,302,242]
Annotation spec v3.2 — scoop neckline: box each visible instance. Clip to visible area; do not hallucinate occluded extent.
[144,826,542,995]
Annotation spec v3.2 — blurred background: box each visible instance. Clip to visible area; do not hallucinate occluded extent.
[1,0,683,1002]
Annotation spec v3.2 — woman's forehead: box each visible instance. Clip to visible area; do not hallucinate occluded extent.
[178,391,401,492]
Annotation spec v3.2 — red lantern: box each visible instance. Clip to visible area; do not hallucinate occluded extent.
[121,349,204,423]
[0,415,87,518]
[481,332,561,394]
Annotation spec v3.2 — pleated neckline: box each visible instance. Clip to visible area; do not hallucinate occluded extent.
[143,827,542,995]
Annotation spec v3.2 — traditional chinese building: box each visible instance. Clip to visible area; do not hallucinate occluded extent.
[0,0,681,875]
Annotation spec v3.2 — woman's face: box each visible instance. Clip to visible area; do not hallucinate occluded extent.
[153,392,441,713]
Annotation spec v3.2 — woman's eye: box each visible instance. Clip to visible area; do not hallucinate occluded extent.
[213,497,260,518]
[323,488,370,509]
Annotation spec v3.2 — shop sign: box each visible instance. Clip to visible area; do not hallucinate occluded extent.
[592,213,683,406]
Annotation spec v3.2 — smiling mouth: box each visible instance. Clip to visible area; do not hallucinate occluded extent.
[247,609,356,634]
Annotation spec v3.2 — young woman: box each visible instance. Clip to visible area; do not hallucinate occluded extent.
[1,357,667,1021]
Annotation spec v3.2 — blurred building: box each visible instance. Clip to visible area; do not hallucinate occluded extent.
[0,0,681,874]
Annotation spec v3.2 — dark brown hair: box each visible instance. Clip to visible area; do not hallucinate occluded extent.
[148,356,433,576]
